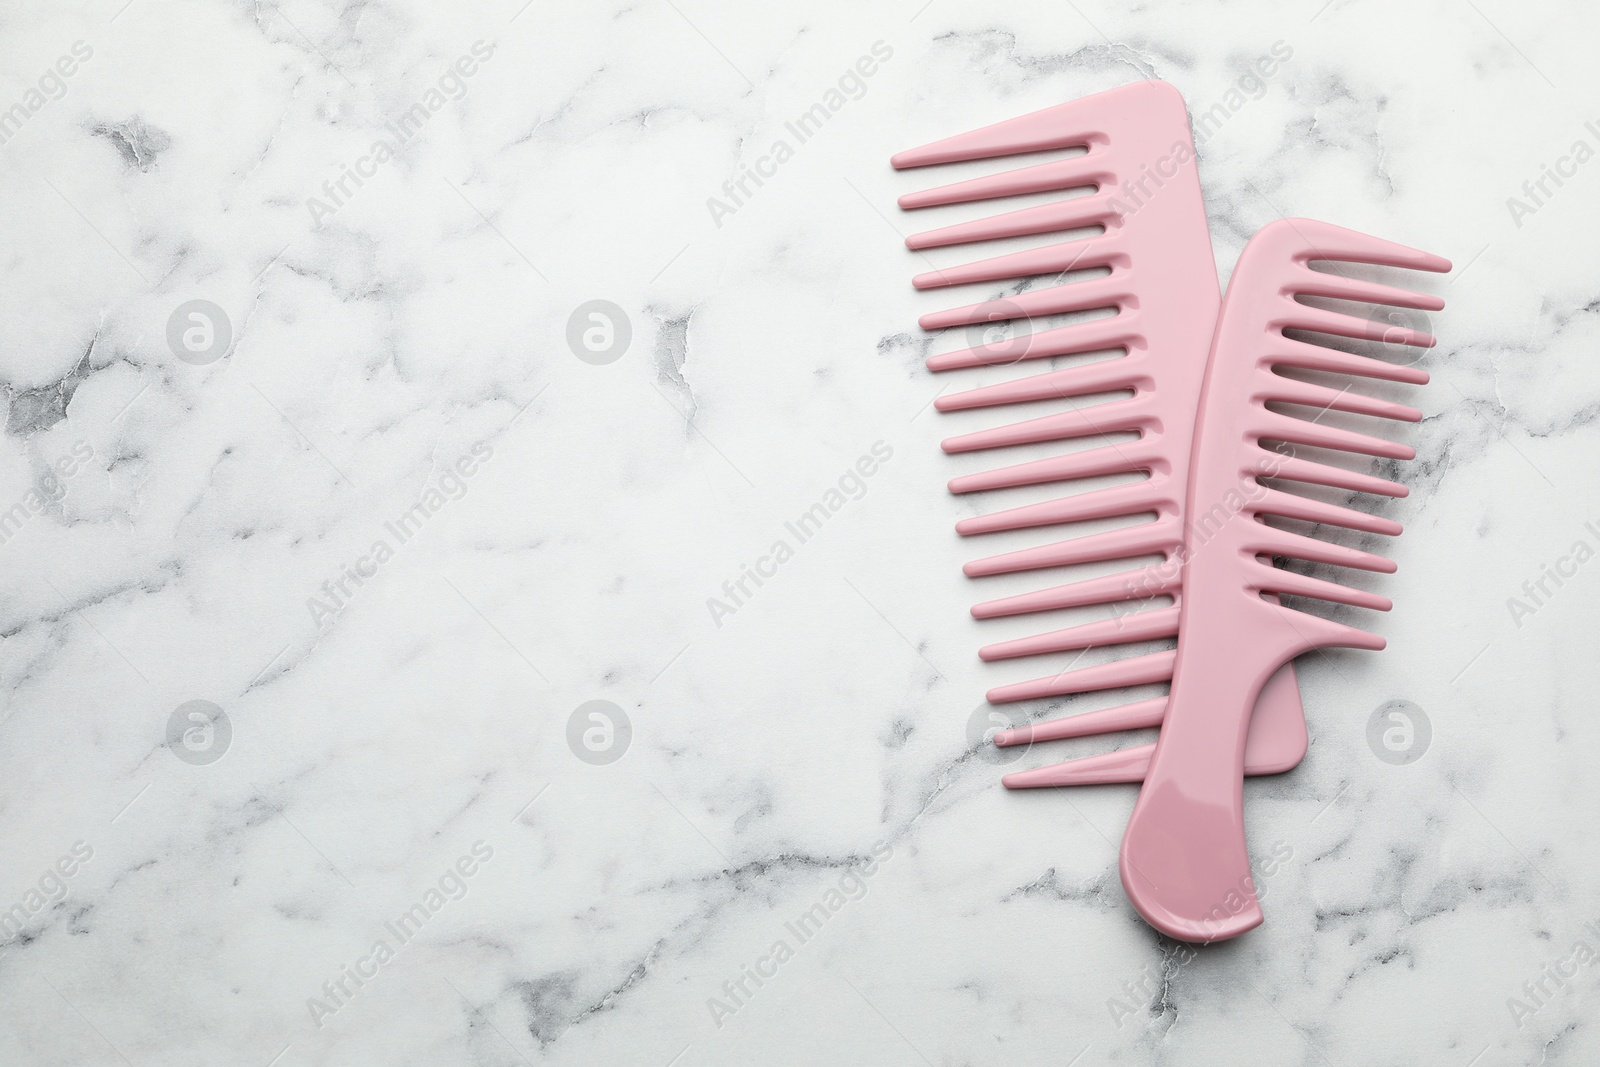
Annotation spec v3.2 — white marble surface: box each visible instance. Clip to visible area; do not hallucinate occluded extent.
[1,0,1598,1064]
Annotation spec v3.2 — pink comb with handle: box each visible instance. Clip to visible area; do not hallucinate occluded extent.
[1118,218,1450,941]
[892,80,1305,785]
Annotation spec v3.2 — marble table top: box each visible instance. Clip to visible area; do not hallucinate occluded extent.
[1,0,1596,1064]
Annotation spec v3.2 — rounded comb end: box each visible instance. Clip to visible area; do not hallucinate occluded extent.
[889,148,929,170]
[999,768,1043,789]
[941,433,981,454]
[946,475,974,493]
[897,188,942,210]
[992,727,1024,747]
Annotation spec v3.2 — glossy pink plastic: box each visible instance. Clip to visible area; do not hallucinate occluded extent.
[1119,218,1450,941]
[892,80,1304,785]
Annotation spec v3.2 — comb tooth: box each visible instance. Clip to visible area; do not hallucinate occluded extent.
[1255,565,1392,611]
[972,565,1179,619]
[998,668,1308,779]
[1271,602,1387,651]
[1272,337,1430,385]
[1264,377,1422,423]
[1250,527,1397,573]
[927,317,1136,372]
[920,275,1125,331]
[981,607,1180,662]
[1254,487,1403,535]
[1280,218,1453,274]
[913,237,1122,289]
[994,696,1168,746]
[937,358,1142,413]
[906,193,1116,251]
[958,480,1169,537]
[1293,272,1446,312]
[1281,306,1436,348]
[950,438,1155,493]
[1000,734,1306,786]
[899,154,1111,210]
[1266,454,1409,498]
[1001,748,1151,789]
[891,99,1101,169]
[1260,412,1415,460]
[942,395,1153,453]
[1003,745,1160,788]
[988,649,1175,704]
[964,519,1179,577]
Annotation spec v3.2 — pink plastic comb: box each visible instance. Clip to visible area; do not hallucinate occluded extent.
[892,81,1305,785]
[1117,218,1449,941]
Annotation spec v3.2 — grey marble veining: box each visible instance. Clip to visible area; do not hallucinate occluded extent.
[1,0,1597,1064]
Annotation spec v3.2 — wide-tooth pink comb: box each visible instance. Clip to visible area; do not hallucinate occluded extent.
[1117,218,1449,941]
[892,80,1305,785]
